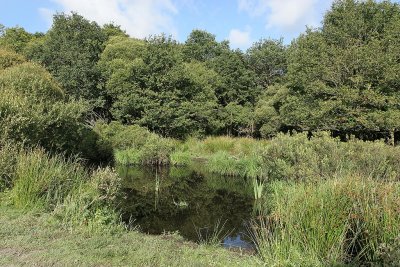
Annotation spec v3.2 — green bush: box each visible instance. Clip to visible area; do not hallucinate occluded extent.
[0,55,111,162]
[54,167,124,233]
[0,62,64,101]
[98,121,176,165]
[0,48,26,70]
[260,132,400,182]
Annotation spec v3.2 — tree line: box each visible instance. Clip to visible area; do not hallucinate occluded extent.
[1,0,400,142]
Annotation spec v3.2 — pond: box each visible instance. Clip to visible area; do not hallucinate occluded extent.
[116,164,256,249]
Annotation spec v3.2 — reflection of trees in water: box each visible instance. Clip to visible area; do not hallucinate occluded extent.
[117,165,253,244]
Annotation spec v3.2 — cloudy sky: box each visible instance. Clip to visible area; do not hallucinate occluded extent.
[0,0,364,49]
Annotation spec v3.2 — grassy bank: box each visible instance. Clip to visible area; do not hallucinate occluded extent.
[101,122,400,182]
[0,143,259,266]
[251,176,400,266]
[0,204,260,266]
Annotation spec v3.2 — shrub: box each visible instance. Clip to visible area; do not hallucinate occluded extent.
[0,48,25,70]
[0,62,64,101]
[54,167,124,233]
[260,132,400,182]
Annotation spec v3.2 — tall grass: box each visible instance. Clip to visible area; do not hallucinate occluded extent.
[54,167,124,233]
[11,148,86,210]
[0,144,124,233]
[0,142,19,191]
[261,132,400,182]
[250,176,400,266]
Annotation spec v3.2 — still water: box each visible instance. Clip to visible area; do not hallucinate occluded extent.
[117,164,255,249]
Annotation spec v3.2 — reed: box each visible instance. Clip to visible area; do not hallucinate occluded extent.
[250,176,400,266]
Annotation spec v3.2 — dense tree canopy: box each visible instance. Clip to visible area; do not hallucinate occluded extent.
[28,13,107,109]
[1,0,399,142]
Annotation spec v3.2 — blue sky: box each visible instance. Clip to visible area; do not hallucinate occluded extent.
[1,0,396,50]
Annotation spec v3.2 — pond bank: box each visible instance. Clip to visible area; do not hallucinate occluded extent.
[0,204,261,266]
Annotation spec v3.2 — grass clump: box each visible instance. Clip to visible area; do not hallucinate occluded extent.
[251,176,400,266]
[54,167,124,233]
[0,142,19,191]
[0,144,125,233]
[11,148,86,210]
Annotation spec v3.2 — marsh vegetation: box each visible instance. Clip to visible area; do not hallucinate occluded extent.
[1,0,400,266]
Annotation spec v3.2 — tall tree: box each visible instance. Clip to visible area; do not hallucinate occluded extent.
[31,13,107,108]
[246,38,287,88]
[264,0,400,140]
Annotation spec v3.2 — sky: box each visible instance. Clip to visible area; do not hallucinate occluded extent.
[0,0,382,50]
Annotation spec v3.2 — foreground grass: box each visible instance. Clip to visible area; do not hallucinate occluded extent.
[0,204,261,267]
[251,176,400,266]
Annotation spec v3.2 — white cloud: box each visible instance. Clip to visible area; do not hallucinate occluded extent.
[238,0,333,32]
[38,7,54,28]
[41,0,179,38]
[228,28,252,49]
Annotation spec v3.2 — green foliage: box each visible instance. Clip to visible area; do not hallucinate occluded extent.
[246,38,287,87]
[99,35,220,138]
[0,142,19,191]
[31,12,106,107]
[97,121,175,165]
[0,62,64,100]
[183,29,226,62]
[0,26,33,53]
[54,166,124,232]
[11,148,86,209]
[0,48,26,70]
[252,176,400,265]
[0,51,111,162]
[1,143,123,232]
[261,132,400,182]
[274,0,400,137]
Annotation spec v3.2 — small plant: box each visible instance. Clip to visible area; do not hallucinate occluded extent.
[194,219,233,247]
[252,178,264,200]
[173,199,188,208]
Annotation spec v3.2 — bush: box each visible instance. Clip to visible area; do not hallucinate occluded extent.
[0,48,26,70]
[0,57,110,162]
[0,62,64,101]
[260,132,400,182]
[98,121,176,165]
[54,167,124,233]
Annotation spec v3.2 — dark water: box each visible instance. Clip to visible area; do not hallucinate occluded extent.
[116,164,255,249]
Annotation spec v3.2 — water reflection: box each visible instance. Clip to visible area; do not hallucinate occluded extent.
[117,165,255,249]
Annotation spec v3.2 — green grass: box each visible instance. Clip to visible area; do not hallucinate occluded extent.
[0,204,261,267]
[11,148,86,210]
[251,176,400,266]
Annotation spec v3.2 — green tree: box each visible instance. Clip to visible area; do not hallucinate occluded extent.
[0,49,111,161]
[182,29,227,62]
[31,12,107,108]
[246,38,287,88]
[98,35,220,138]
[0,26,33,53]
[268,0,400,140]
